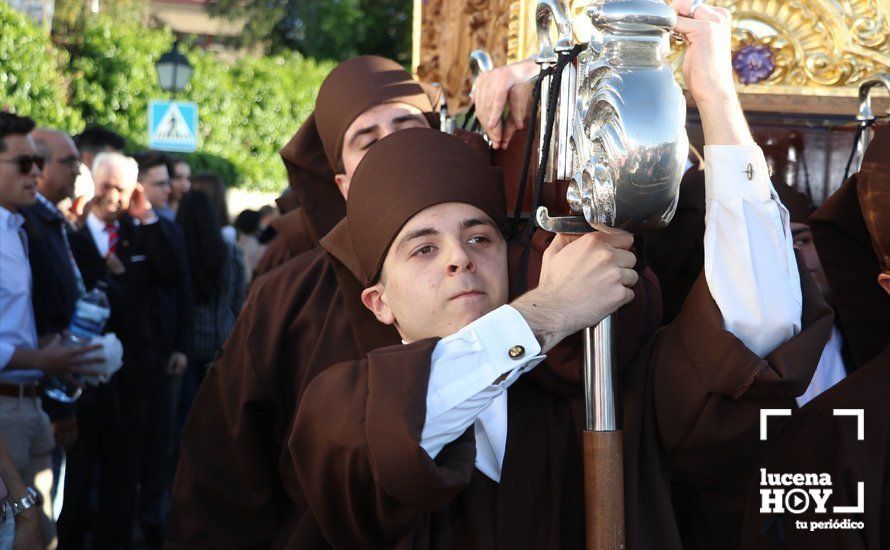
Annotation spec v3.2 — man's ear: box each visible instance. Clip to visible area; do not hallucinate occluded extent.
[878,272,890,296]
[334,173,350,200]
[361,283,395,325]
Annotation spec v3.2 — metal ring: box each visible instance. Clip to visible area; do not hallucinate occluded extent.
[689,0,706,16]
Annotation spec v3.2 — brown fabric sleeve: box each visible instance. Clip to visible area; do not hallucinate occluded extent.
[653,253,834,479]
[167,290,283,549]
[291,340,476,548]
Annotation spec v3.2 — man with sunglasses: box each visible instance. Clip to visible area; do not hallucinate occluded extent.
[0,113,101,545]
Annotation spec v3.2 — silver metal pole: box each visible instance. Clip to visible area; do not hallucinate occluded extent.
[584,314,617,432]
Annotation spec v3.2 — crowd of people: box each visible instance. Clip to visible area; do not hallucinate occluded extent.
[0,118,283,548]
[0,1,887,549]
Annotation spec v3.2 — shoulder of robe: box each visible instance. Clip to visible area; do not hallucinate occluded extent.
[247,247,337,314]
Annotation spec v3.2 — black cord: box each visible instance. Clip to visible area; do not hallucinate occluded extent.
[526,44,585,240]
[508,65,549,240]
[516,44,585,293]
[843,119,873,184]
[462,104,476,131]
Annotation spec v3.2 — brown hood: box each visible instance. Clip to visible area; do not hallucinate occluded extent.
[809,126,890,369]
[321,128,506,286]
[278,56,438,245]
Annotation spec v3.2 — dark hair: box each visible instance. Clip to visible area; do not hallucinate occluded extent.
[0,112,36,152]
[166,155,189,176]
[191,172,230,226]
[258,205,277,219]
[234,209,261,235]
[73,125,126,154]
[133,150,170,181]
[176,190,227,305]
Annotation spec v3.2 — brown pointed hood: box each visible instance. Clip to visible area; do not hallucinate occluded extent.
[279,56,437,244]
[809,126,890,369]
[321,128,506,286]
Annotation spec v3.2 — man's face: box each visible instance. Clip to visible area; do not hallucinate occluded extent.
[141,164,172,209]
[791,221,830,300]
[0,134,40,211]
[361,202,508,342]
[93,163,136,223]
[334,102,430,199]
[171,161,191,203]
[37,133,80,204]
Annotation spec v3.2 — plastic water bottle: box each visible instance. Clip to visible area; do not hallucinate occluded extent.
[43,284,111,402]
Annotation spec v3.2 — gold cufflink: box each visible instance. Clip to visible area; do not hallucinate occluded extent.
[508,345,525,359]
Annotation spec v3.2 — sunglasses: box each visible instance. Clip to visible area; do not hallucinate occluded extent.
[1,155,45,175]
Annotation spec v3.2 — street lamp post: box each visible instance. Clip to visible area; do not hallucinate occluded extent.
[155,41,193,94]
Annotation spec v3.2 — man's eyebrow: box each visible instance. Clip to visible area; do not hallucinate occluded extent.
[348,124,381,147]
[392,113,425,125]
[395,227,439,251]
[461,217,495,230]
[791,227,809,237]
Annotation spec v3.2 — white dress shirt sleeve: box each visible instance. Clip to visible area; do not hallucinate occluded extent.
[420,305,544,479]
[703,145,803,358]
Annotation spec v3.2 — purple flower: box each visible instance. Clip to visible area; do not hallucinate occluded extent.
[732,45,776,85]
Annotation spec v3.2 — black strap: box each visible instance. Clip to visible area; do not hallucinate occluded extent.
[516,44,586,294]
[843,119,874,183]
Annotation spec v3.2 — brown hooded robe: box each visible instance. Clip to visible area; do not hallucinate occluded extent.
[279,132,833,549]
[739,130,890,550]
[166,130,662,548]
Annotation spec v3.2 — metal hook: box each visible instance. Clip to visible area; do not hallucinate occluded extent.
[536,0,575,65]
[857,73,890,121]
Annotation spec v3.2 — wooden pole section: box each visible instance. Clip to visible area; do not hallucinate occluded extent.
[583,316,625,550]
[584,430,625,549]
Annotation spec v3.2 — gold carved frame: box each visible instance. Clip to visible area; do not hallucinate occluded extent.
[414,0,890,115]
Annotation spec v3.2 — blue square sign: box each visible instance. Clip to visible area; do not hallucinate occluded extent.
[148,100,198,152]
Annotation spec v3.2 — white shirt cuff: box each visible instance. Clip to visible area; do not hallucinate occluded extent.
[704,145,772,201]
[425,305,543,421]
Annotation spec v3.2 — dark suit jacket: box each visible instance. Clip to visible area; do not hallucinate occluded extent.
[69,215,184,397]
[22,200,80,337]
[22,200,82,420]
[155,217,194,361]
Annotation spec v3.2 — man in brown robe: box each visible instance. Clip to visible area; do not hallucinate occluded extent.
[168,57,658,547]
[170,3,833,547]
[288,119,834,549]
[740,128,890,550]
[253,55,437,278]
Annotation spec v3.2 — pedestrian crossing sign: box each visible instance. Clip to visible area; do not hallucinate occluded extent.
[148,100,199,152]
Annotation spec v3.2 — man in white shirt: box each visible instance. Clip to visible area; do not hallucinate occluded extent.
[0,113,100,547]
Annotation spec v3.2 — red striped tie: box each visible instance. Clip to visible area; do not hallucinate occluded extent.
[105,223,119,255]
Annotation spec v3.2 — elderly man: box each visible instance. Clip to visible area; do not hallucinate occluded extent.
[60,151,184,549]
[24,128,85,359]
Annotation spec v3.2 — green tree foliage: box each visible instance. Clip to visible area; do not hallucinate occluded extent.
[187,50,333,190]
[51,0,147,44]
[0,7,335,192]
[67,16,172,147]
[0,2,81,129]
[209,0,413,64]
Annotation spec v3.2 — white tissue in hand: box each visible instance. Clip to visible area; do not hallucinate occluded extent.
[82,333,124,386]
